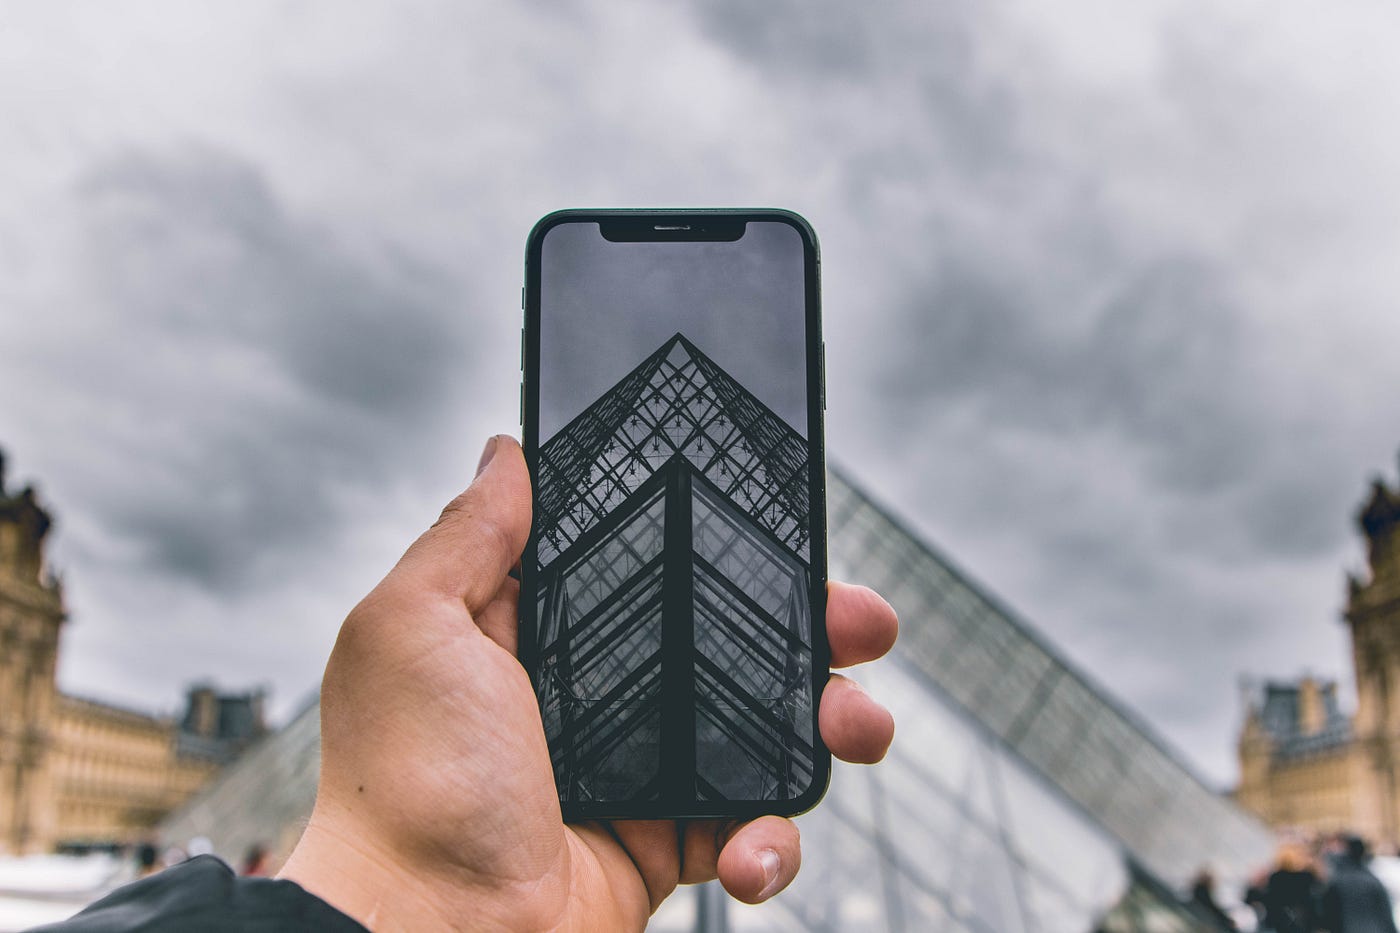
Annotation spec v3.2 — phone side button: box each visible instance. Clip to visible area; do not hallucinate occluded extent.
[519,382,524,425]
[821,341,827,410]
[520,327,525,371]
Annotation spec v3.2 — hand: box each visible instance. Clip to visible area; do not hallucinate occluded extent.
[278,436,898,932]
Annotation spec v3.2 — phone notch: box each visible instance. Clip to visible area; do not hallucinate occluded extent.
[599,217,747,242]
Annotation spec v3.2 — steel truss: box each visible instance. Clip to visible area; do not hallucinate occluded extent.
[534,334,814,804]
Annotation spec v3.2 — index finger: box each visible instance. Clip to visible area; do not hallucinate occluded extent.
[826,582,898,668]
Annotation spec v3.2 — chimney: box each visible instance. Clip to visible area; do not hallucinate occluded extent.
[250,688,267,734]
[185,684,219,738]
[1298,677,1327,735]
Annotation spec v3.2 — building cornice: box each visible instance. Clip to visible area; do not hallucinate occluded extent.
[0,576,64,622]
[1347,580,1400,627]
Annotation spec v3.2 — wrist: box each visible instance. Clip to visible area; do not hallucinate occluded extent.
[278,798,652,933]
[277,814,449,932]
[278,806,543,933]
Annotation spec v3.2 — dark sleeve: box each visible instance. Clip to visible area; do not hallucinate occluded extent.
[28,855,370,933]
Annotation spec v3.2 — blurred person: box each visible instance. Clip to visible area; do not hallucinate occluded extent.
[1321,836,1398,933]
[1246,866,1270,925]
[1190,867,1239,931]
[135,842,159,879]
[1322,833,1350,877]
[1262,841,1323,933]
[241,844,269,877]
[28,437,900,932]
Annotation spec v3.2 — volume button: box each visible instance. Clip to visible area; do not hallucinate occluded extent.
[519,383,524,425]
[520,327,525,370]
[821,341,827,410]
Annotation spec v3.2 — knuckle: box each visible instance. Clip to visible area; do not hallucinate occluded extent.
[433,490,474,529]
[475,511,519,562]
[434,491,523,567]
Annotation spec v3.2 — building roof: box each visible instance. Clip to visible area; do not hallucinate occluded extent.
[54,693,174,731]
[159,692,321,862]
[1254,681,1353,760]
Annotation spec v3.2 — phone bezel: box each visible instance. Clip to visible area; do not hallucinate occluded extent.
[520,208,830,821]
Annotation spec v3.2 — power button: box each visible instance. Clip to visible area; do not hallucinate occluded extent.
[821,341,827,410]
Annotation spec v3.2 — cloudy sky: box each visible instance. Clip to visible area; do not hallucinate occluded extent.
[3,1,1398,788]
[539,219,807,436]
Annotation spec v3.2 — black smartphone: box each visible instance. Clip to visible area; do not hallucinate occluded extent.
[520,209,829,821]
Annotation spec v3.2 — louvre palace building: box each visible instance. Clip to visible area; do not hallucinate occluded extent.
[0,449,263,855]
[1236,464,1400,844]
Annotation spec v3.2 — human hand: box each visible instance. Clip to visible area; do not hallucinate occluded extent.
[278,435,897,932]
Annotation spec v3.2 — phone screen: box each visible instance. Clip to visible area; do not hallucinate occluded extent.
[523,212,828,819]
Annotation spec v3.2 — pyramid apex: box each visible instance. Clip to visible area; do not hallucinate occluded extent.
[664,336,690,364]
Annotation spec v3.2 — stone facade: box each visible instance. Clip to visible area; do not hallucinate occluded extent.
[0,453,66,853]
[1237,464,1400,845]
[0,450,265,854]
[47,695,220,848]
[1236,678,1362,834]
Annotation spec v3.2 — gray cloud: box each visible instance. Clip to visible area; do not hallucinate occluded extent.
[880,253,1263,493]
[65,147,470,591]
[78,150,457,416]
[688,0,880,79]
[689,0,1023,178]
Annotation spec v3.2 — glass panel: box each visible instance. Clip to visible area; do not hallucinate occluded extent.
[692,477,814,801]
[994,740,1129,913]
[945,821,1028,933]
[537,483,668,802]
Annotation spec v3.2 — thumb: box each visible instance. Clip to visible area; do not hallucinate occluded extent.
[392,435,533,615]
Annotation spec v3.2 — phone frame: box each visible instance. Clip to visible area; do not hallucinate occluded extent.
[520,208,830,821]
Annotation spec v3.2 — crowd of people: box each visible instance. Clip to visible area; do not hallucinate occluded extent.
[1190,833,1399,933]
[130,838,270,880]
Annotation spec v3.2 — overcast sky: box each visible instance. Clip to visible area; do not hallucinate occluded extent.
[3,0,1399,788]
[539,219,807,437]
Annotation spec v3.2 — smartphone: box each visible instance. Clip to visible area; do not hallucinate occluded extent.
[520,209,829,821]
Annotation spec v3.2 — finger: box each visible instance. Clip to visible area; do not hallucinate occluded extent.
[820,673,895,764]
[679,820,737,885]
[607,820,681,913]
[473,573,521,655]
[716,816,801,904]
[391,435,533,615]
[827,582,898,668]
[566,824,653,930]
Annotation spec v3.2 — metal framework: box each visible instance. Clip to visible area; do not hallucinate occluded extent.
[533,334,814,805]
[536,334,810,565]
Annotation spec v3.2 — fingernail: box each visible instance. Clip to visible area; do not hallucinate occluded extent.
[476,436,500,477]
[756,848,782,899]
